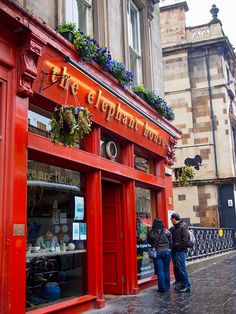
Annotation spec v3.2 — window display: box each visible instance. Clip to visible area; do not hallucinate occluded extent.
[136,187,154,280]
[26,161,87,310]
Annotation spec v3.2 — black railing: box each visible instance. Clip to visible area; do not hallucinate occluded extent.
[187,227,234,261]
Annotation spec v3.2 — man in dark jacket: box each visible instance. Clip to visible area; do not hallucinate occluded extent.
[170,212,191,292]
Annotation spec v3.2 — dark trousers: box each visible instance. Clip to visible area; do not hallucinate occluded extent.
[153,250,171,292]
[172,251,191,289]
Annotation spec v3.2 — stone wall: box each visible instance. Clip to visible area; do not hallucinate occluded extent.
[160,2,188,46]
[161,2,236,227]
[24,0,57,27]
[173,184,219,227]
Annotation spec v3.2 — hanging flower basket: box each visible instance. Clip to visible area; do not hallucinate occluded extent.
[174,166,195,186]
[50,106,92,146]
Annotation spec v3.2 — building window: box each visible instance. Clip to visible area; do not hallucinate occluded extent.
[65,0,93,34]
[26,161,87,309]
[28,103,86,150]
[134,146,155,175]
[136,187,154,281]
[128,0,142,85]
[28,104,51,139]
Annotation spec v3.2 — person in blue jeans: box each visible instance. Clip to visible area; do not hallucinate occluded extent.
[170,212,191,293]
[147,218,171,292]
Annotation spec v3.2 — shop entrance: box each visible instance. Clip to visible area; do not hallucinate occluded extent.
[102,181,124,294]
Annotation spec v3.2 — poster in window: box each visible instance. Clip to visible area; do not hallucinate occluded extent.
[168,210,175,228]
[72,222,80,240]
[137,241,155,280]
[79,223,87,240]
[60,212,67,224]
[52,209,60,225]
[74,196,84,220]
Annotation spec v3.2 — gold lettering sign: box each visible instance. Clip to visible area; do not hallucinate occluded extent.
[49,66,164,147]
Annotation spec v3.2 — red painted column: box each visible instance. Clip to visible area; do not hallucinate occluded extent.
[11,95,28,313]
[122,179,140,294]
[121,142,139,294]
[86,170,105,308]
[85,122,104,307]
[3,93,28,314]
[155,158,165,178]
[156,189,168,227]
[121,143,134,167]
[85,125,101,155]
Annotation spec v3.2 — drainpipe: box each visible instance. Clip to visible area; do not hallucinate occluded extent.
[204,48,219,178]
[204,48,221,226]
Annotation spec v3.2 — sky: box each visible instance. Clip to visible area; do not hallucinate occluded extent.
[185,0,236,49]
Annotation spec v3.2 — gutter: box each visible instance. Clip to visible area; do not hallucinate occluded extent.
[204,48,219,178]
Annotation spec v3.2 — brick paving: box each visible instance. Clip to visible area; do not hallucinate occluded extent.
[85,251,236,314]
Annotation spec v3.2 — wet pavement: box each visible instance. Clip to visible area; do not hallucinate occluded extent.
[85,251,236,314]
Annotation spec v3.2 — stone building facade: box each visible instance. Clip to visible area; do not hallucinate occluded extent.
[15,0,164,95]
[160,1,236,228]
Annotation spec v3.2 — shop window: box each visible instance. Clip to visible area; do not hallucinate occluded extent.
[134,146,155,174]
[26,160,87,310]
[134,155,150,173]
[65,0,93,35]
[100,135,121,163]
[28,103,83,149]
[128,0,142,85]
[28,104,51,139]
[136,187,155,281]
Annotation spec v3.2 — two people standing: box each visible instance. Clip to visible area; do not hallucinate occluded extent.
[147,213,191,293]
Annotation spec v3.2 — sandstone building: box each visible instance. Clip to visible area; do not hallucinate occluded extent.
[160,1,236,228]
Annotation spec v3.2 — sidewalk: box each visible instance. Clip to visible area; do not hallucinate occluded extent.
[85,251,236,314]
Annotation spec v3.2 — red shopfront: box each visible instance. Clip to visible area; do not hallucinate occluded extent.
[0,2,180,314]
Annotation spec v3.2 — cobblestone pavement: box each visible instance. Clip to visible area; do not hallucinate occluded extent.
[85,252,236,314]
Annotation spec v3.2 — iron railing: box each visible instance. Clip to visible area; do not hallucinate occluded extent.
[187,227,234,261]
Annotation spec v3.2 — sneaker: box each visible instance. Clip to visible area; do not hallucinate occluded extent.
[174,282,181,290]
[179,287,190,293]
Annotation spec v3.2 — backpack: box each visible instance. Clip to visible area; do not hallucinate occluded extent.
[187,230,196,248]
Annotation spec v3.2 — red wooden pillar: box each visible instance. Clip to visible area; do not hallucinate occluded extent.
[120,143,139,294]
[86,170,104,307]
[85,125,105,307]
[1,91,28,314]
[85,125,101,155]
[122,179,140,294]
[157,189,168,227]
[9,95,28,314]
[121,142,134,167]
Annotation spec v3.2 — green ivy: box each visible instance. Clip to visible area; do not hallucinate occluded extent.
[174,166,195,186]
